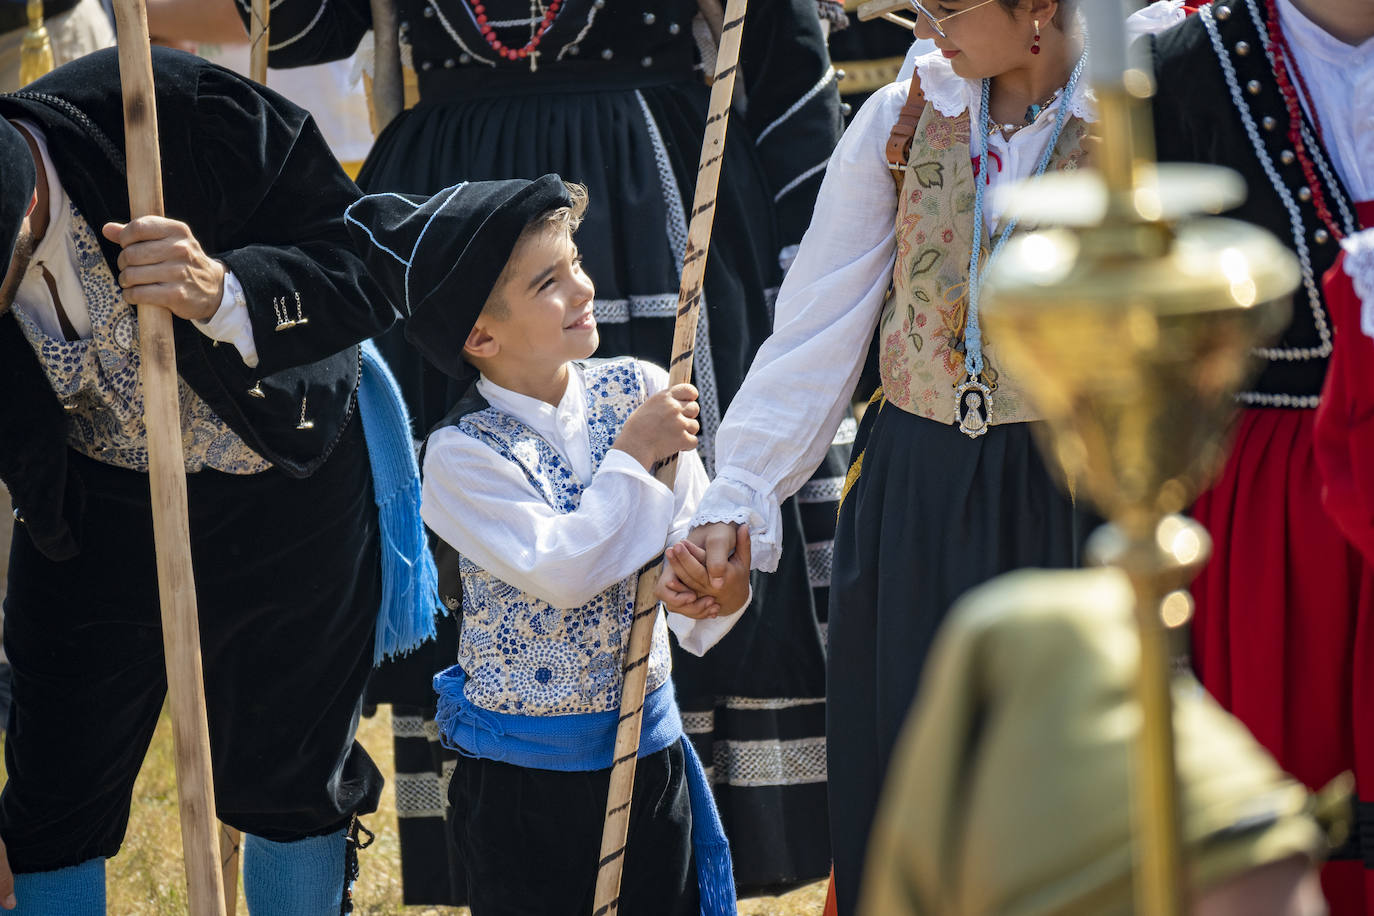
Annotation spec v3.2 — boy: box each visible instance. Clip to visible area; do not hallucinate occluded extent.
[345,174,750,915]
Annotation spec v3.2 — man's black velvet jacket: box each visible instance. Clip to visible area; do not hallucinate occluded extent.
[0,48,394,560]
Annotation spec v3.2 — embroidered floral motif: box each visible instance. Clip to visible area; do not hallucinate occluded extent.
[14,203,268,474]
[878,104,1087,424]
[455,359,673,717]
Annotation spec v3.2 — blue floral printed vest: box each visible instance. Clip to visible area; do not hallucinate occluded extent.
[455,358,674,716]
[13,201,270,474]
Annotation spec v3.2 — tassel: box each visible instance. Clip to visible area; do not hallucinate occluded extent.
[19,1,55,86]
[356,341,442,665]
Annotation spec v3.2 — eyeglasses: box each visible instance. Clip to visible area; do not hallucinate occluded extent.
[908,0,1001,38]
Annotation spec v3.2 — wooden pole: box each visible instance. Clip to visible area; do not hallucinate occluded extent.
[248,0,268,85]
[591,0,748,911]
[111,4,228,915]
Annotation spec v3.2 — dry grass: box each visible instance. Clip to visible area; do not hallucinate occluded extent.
[0,705,825,915]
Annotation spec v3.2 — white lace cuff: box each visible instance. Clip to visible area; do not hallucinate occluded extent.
[689,469,783,572]
[1341,228,1374,339]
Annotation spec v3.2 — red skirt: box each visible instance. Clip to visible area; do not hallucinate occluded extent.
[1192,407,1374,913]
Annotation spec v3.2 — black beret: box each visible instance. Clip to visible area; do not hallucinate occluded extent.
[345,174,573,381]
[0,117,36,278]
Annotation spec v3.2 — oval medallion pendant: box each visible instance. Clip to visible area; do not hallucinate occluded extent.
[955,376,993,438]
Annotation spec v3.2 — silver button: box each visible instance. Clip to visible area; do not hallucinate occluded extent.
[12,508,23,524]
[601,48,613,60]
[1297,187,1312,202]
[1215,4,1231,18]
[1235,41,1249,56]
[642,11,655,24]
[1246,79,1262,95]
[1280,149,1296,165]
[568,44,580,55]
[594,0,605,7]
[1315,228,1330,244]
[1262,115,1277,131]
[460,53,472,64]
[841,102,853,117]
[641,56,653,67]
[423,5,434,15]
[421,60,433,71]
[444,58,455,68]
[668,22,680,34]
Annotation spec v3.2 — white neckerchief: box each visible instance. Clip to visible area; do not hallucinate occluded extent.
[12,120,91,341]
[476,364,594,484]
[1276,0,1374,202]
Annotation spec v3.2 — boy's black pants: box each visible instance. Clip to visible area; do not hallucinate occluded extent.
[450,739,700,915]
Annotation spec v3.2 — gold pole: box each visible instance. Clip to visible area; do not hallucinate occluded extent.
[980,6,1298,913]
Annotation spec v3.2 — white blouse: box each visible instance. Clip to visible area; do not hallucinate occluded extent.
[1277,0,1374,203]
[690,3,1183,572]
[421,361,742,656]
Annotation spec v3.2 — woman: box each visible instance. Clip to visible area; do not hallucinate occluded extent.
[682,1,1182,911]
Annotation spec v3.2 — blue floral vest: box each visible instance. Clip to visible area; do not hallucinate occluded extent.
[13,201,269,474]
[455,358,674,716]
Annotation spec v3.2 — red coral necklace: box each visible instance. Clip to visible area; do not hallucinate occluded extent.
[467,0,564,60]
[1264,0,1350,240]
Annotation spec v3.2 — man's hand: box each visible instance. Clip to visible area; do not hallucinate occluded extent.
[0,832,16,909]
[101,217,225,322]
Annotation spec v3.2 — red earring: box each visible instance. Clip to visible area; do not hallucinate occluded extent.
[1031,19,1041,54]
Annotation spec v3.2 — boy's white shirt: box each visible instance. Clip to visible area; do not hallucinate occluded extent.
[421,360,745,657]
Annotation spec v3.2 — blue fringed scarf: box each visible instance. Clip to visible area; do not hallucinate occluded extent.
[434,665,737,916]
[356,341,441,665]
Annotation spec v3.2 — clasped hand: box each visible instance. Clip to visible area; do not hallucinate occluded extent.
[101,216,225,322]
[654,522,751,620]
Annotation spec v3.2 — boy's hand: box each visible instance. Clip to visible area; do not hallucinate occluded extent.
[655,555,720,619]
[614,383,700,472]
[657,525,752,619]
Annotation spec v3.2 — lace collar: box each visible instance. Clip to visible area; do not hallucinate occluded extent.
[911,0,1186,122]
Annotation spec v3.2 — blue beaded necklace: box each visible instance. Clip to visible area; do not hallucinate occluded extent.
[955,48,1088,438]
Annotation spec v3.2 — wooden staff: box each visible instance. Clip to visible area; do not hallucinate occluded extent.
[591,0,748,911]
[248,0,268,85]
[111,4,228,915]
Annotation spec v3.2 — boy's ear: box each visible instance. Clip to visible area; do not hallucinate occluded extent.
[464,322,499,359]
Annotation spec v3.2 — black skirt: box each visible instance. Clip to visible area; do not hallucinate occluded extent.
[826,402,1095,916]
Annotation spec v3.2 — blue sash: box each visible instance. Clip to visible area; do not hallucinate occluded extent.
[434,665,737,915]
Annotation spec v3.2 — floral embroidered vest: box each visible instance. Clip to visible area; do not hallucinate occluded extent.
[14,202,270,474]
[878,102,1091,424]
[455,358,673,717]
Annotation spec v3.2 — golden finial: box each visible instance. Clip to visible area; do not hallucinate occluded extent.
[19,1,55,86]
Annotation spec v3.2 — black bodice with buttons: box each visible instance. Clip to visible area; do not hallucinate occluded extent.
[1151,2,1361,405]
[399,0,703,97]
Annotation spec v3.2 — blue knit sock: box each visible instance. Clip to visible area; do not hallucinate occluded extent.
[11,857,105,915]
[242,829,347,916]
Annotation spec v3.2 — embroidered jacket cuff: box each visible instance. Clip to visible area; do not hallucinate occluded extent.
[193,269,259,368]
[690,468,782,572]
[667,600,749,657]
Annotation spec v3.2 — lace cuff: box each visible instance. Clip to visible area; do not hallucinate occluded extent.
[690,470,783,572]
[1342,228,1374,338]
